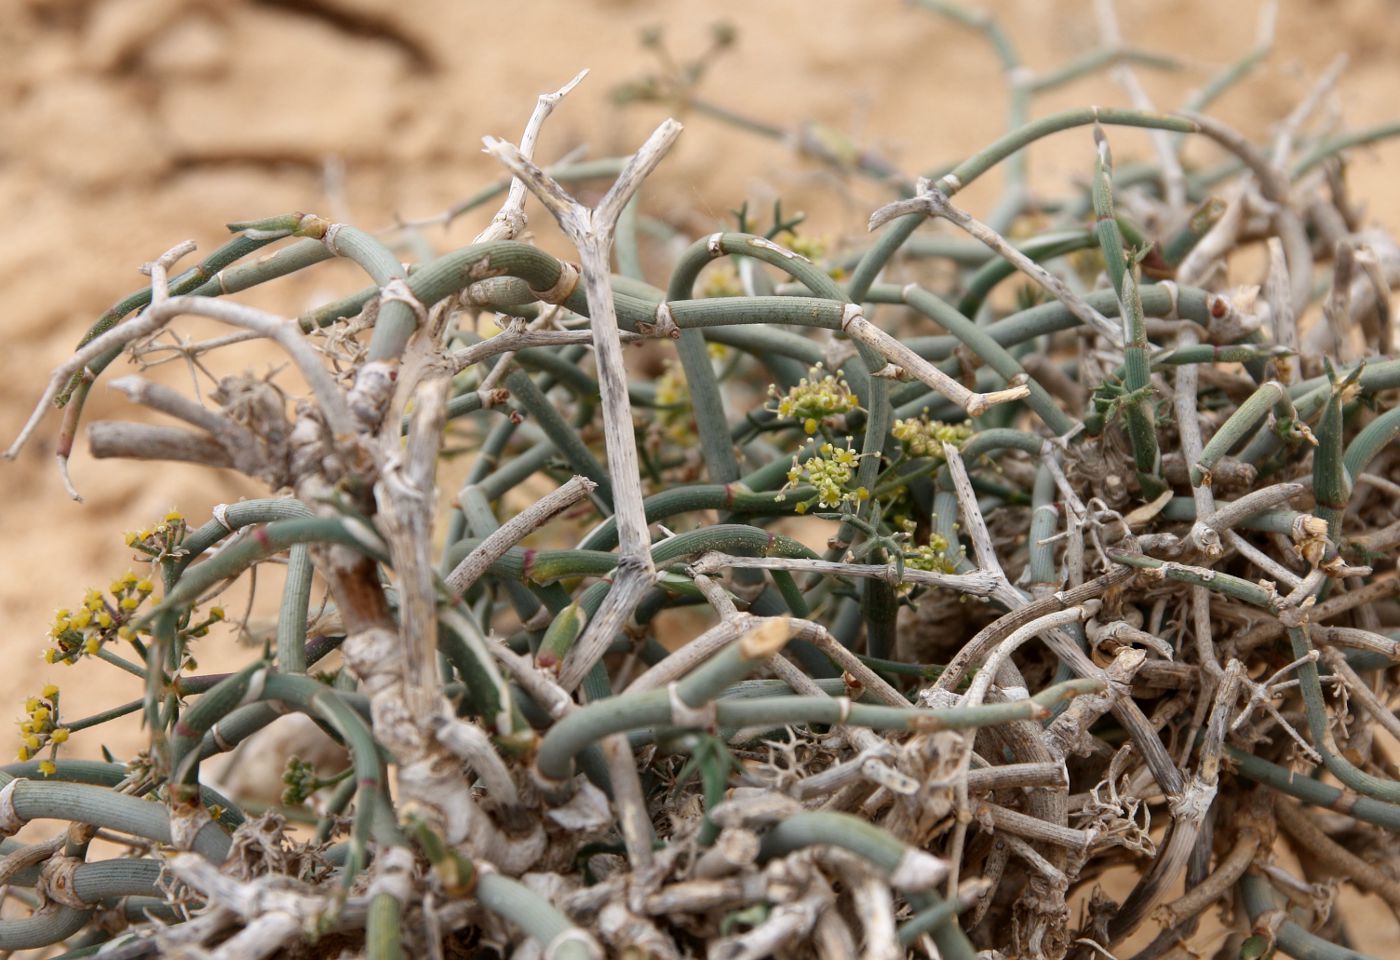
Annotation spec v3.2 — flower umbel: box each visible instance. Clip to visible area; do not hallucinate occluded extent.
[890,414,973,459]
[768,364,859,435]
[779,438,869,514]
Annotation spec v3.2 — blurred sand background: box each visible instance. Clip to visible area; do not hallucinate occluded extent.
[1,0,1398,949]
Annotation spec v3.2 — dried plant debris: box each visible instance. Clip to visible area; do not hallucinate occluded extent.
[4,4,1400,958]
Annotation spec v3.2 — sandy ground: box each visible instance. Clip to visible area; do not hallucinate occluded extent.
[1,0,1399,950]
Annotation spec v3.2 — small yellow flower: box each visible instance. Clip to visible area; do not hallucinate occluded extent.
[24,697,39,714]
[41,684,59,699]
[23,734,41,751]
[97,612,113,628]
[43,650,58,664]
[164,509,184,523]
[83,636,101,655]
[16,747,30,762]
[31,706,50,724]
[120,596,140,611]
[50,728,69,744]
[209,607,226,622]
[37,760,56,777]
[135,579,154,595]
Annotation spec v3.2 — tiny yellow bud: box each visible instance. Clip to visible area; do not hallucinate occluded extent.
[43,650,58,664]
[37,760,56,777]
[50,728,69,744]
[124,531,139,546]
[804,418,819,434]
[31,706,50,723]
[121,572,139,587]
[120,596,140,611]
[136,579,154,595]
[24,735,41,750]
[24,697,39,714]
[209,607,226,621]
[97,612,113,628]
[16,747,30,762]
[42,684,59,699]
[84,636,100,655]
[18,721,33,734]
[164,510,183,523]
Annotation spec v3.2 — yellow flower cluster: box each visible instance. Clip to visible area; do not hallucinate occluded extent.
[903,532,958,575]
[16,683,67,774]
[45,572,155,665]
[768,364,859,435]
[123,509,189,562]
[653,359,694,446]
[702,265,743,298]
[890,414,974,459]
[781,440,869,514]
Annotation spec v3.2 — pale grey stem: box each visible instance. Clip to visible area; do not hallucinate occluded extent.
[483,122,683,694]
[6,293,354,463]
[1203,483,1306,533]
[850,871,901,960]
[108,375,238,439]
[691,572,739,619]
[446,475,598,599]
[945,605,1088,897]
[624,618,749,694]
[1094,0,1185,210]
[1270,54,1348,170]
[450,327,644,374]
[1187,111,1312,313]
[1190,584,1223,679]
[790,618,906,707]
[378,375,451,710]
[872,182,1121,345]
[1002,833,1068,885]
[1232,650,1318,732]
[1223,530,1304,589]
[845,301,1030,415]
[688,551,1001,597]
[1042,441,1087,588]
[965,762,1067,792]
[88,421,235,468]
[942,440,1006,582]
[1319,645,1400,744]
[476,70,590,244]
[1311,625,1400,659]
[1105,660,1242,945]
[491,642,576,720]
[435,717,522,806]
[1173,328,1220,558]
[971,799,1096,850]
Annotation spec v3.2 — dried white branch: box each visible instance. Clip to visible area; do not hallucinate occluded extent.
[476,70,590,244]
[445,475,598,599]
[7,293,352,461]
[485,120,683,696]
[871,181,1121,345]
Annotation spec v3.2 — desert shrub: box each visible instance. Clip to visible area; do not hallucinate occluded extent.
[3,3,1400,958]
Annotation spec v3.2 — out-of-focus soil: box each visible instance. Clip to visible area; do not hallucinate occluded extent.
[1,0,1398,950]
